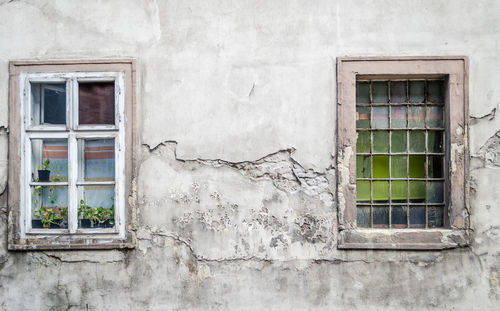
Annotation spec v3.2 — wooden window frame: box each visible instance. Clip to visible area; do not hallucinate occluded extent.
[336,56,470,250]
[8,59,136,250]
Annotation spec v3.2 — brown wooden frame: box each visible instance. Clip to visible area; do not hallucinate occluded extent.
[337,56,469,250]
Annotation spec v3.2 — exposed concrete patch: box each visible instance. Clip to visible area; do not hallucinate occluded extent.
[42,250,126,264]
[475,130,500,168]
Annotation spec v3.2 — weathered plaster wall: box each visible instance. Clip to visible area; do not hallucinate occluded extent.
[0,0,499,310]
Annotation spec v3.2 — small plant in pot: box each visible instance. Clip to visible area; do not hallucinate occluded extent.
[78,200,115,228]
[37,159,51,182]
[33,207,67,228]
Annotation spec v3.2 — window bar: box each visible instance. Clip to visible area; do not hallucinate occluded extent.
[406,80,410,228]
[388,81,392,228]
[424,80,429,229]
[369,81,374,228]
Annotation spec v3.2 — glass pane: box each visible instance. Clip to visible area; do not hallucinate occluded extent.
[408,106,425,128]
[391,206,407,228]
[79,139,115,182]
[409,155,425,178]
[428,156,443,178]
[357,206,370,227]
[373,155,389,178]
[428,206,444,227]
[356,156,371,178]
[391,131,407,153]
[409,206,426,228]
[372,82,388,103]
[356,132,370,153]
[391,106,406,128]
[31,139,68,182]
[31,186,68,229]
[409,181,425,202]
[428,80,444,103]
[409,131,425,153]
[373,206,389,227]
[427,106,443,128]
[79,82,115,125]
[409,81,425,103]
[373,131,389,153]
[391,180,407,202]
[373,181,388,202]
[30,83,66,126]
[356,181,370,203]
[356,82,370,104]
[428,131,443,153]
[373,107,388,129]
[390,81,406,103]
[356,106,370,129]
[391,156,407,178]
[427,182,444,203]
[78,185,115,229]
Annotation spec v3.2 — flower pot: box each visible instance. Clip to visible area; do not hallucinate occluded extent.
[38,170,51,182]
[78,219,114,228]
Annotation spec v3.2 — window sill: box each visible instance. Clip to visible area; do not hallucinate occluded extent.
[338,228,469,250]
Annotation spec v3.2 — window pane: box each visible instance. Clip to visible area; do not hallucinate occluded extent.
[356,132,370,153]
[372,107,388,129]
[427,182,444,203]
[356,106,370,129]
[427,106,444,128]
[373,155,389,178]
[78,185,115,229]
[356,82,370,104]
[391,206,407,228]
[428,131,443,153]
[391,180,407,202]
[373,181,388,202]
[391,131,407,153]
[30,83,66,125]
[409,206,426,228]
[79,139,115,182]
[79,82,115,125]
[409,81,425,103]
[428,206,444,228]
[356,181,370,203]
[428,80,444,103]
[373,206,389,227]
[390,81,406,103]
[31,139,68,182]
[409,155,425,178]
[409,181,425,202]
[356,156,371,178]
[391,106,406,128]
[357,206,370,227]
[391,156,407,178]
[408,106,425,128]
[373,131,389,153]
[409,131,425,153]
[428,156,443,178]
[31,186,68,229]
[372,82,388,103]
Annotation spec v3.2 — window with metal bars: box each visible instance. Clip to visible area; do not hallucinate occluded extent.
[355,79,445,228]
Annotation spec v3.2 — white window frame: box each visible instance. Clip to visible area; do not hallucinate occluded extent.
[19,71,126,239]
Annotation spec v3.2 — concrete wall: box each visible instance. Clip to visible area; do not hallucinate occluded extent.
[1,0,499,309]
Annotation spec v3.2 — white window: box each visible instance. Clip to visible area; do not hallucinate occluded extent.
[9,60,136,250]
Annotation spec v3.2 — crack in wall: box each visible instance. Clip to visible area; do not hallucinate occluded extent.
[471,107,497,125]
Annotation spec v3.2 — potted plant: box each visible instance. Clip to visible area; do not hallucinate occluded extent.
[37,159,51,182]
[78,200,115,228]
[33,207,67,228]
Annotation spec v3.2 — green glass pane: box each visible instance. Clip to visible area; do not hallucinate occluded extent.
[373,206,389,227]
[391,155,407,178]
[372,82,388,103]
[428,206,444,227]
[356,181,370,202]
[357,206,370,227]
[428,80,444,103]
[356,82,370,104]
[409,131,425,153]
[373,155,389,178]
[409,106,425,128]
[428,131,443,153]
[409,206,426,228]
[391,106,406,128]
[409,155,425,178]
[390,81,406,103]
[373,131,389,153]
[428,156,443,178]
[373,181,389,201]
[391,131,407,153]
[427,106,443,128]
[356,106,370,129]
[409,181,425,202]
[427,182,444,203]
[356,156,371,178]
[391,206,407,228]
[409,81,425,103]
[373,106,388,129]
[357,131,370,153]
[391,180,407,202]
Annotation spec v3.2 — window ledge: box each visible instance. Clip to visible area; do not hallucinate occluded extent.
[338,228,470,250]
[8,234,135,251]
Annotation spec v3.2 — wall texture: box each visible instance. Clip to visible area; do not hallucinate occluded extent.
[1,0,500,310]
